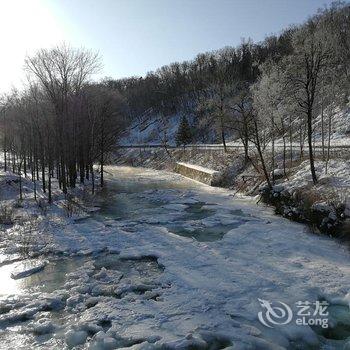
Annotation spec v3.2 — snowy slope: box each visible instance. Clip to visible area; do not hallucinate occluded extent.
[313,105,350,144]
[119,113,183,146]
[120,104,350,147]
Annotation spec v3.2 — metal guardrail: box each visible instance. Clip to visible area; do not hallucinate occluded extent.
[117,144,350,150]
[118,144,243,149]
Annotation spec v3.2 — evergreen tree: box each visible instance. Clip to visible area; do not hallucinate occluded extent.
[175,116,192,147]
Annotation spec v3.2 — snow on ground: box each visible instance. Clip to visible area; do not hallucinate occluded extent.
[313,105,350,143]
[277,159,350,208]
[1,166,350,349]
[290,159,350,190]
[119,113,183,146]
[176,162,220,175]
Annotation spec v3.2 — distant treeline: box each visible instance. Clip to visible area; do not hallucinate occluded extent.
[1,45,128,201]
[103,29,293,118]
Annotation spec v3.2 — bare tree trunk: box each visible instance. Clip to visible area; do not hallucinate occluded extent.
[33,177,37,201]
[283,135,287,176]
[289,115,293,166]
[4,149,7,172]
[100,162,104,187]
[32,156,37,201]
[57,161,61,189]
[242,135,249,163]
[41,157,46,193]
[18,161,23,201]
[23,155,27,177]
[91,164,95,194]
[271,116,275,184]
[221,128,227,153]
[325,111,332,174]
[12,153,16,173]
[321,101,325,160]
[48,162,52,203]
[253,120,272,190]
[100,147,104,188]
[299,124,304,159]
[36,156,39,181]
[307,109,317,184]
[61,159,67,194]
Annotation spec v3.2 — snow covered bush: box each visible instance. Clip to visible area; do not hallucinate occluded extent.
[259,184,345,235]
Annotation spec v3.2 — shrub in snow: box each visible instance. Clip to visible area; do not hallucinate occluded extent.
[259,184,344,234]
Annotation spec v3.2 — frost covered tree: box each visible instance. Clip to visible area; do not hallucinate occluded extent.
[197,65,232,152]
[229,82,253,163]
[248,107,272,190]
[252,62,285,183]
[324,2,350,94]
[283,20,333,184]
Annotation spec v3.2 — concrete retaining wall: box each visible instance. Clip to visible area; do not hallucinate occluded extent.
[174,162,220,186]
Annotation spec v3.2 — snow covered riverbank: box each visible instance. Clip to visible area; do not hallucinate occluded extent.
[0,166,350,349]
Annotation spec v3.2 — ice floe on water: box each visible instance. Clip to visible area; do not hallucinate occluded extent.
[10,259,48,280]
[0,166,350,349]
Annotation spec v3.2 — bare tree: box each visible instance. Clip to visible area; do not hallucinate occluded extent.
[284,20,332,184]
[84,84,126,187]
[229,82,253,163]
[24,44,102,194]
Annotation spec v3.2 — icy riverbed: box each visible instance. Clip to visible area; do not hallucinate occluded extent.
[0,166,350,349]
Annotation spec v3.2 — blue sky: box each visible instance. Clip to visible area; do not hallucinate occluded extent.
[0,0,335,92]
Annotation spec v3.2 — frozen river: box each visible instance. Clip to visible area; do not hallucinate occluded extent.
[0,166,350,349]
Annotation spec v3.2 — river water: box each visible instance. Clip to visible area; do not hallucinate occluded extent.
[0,166,349,349]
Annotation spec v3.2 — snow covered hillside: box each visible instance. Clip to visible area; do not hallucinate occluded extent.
[119,104,350,147]
[119,112,184,146]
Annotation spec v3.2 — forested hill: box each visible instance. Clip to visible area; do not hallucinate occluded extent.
[104,29,293,120]
[106,2,350,147]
